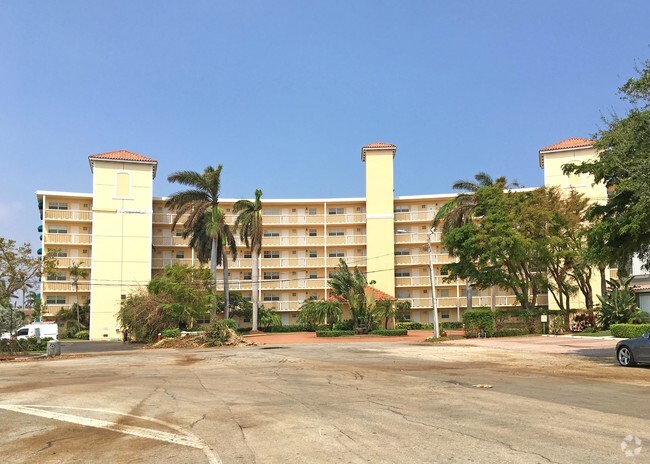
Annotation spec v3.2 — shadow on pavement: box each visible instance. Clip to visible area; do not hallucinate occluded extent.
[61,341,139,354]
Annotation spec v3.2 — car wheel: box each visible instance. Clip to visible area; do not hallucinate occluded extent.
[617,346,637,367]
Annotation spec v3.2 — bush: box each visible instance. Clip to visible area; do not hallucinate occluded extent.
[463,309,495,338]
[262,325,308,333]
[440,322,464,330]
[610,324,650,339]
[74,330,90,340]
[581,327,596,333]
[205,319,238,346]
[161,328,181,339]
[333,320,354,330]
[316,330,355,337]
[493,329,529,337]
[370,329,407,336]
[2,337,54,352]
[396,322,433,330]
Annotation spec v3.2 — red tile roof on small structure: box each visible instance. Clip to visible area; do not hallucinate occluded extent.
[88,150,158,178]
[539,138,595,153]
[328,286,397,303]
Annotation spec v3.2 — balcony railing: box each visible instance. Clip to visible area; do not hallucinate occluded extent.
[43,281,91,292]
[394,232,432,244]
[44,210,92,221]
[52,257,92,268]
[152,213,190,224]
[44,234,92,245]
[394,211,435,222]
[152,257,193,268]
[152,236,190,247]
[401,294,546,309]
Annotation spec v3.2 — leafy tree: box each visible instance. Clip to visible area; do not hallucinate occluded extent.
[596,276,642,329]
[395,300,412,322]
[233,189,264,331]
[217,291,253,320]
[328,259,372,329]
[297,298,342,330]
[148,264,214,328]
[0,304,26,335]
[55,303,90,338]
[258,306,282,329]
[373,299,396,329]
[564,59,650,269]
[166,165,237,318]
[68,261,88,332]
[118,289,176,342]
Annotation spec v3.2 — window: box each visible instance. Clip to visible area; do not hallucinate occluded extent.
[50,249,67,257]
[243,294,252,301]
[308,250,318,258]
[48,225,67,234]
[264,230,280,237]
[82,249,88,254]
[47,273,66,281]
[175,229,185,237]
[244,251,252,259]
[328,207,344,215]
[440,289,449,297]
[440,247,448,254]
[264,271,280,280]
[46,295,66,305]
[440,267,449,276]
[396,289,411,298]
[264,208,280,216]
[243,272,252,280]
[308,207,317,215]
[48,202,68,210]
[328,229,344,237]
[394,205,409,213]
[309,292,318,299]
[395,269,411,277]
[264,293,280,301]
[461,288,468,297]
[441,310,450,319]
[395,249,410,256]
[175,251,185,259]
[309,271,318,279]
[264,250,280,259]
[328,250,344,258]
[115,172,131,198]
[308,229,317,237]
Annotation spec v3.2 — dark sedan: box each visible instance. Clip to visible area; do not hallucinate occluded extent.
[616,333,650,367]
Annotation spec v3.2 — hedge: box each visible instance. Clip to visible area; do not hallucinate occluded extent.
[316,330,355,337]
[262,325,308,333]
[371,329,408,336]
[74,330,90,340]
[463,310,495,338]
[493,329,529,338]
[440,321,464,330]
[396,322,433,330]
[610,324,650,339]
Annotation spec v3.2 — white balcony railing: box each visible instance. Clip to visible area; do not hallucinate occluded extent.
[152,257,193,268]
[152,236,190,247]
[52,257,92,268]
[44,234,92,245]
[44,210,92,221]
[42,281,91,292]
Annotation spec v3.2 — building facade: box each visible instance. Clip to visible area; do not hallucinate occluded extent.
[37,139,604,340]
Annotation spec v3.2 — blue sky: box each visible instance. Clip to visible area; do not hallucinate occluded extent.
[1,0,649,247]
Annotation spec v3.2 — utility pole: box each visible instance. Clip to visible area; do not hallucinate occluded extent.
[427,228,440,338]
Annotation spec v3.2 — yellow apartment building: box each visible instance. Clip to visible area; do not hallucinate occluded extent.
[37,139,605,340]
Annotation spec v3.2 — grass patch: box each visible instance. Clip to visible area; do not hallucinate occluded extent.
[573,330,611,337]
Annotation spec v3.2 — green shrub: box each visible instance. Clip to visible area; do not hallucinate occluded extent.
[610,324,650,338]
[396,322,433,330]
[74,330,90,340]
[463,309,495,338]
[262,325,307,333]
[205,319,237,346]
[370,329,408,336]
[161,328,181,339]
[581,327,596,334]
[316,330,355,337]
[237,327,252,334]
[440,322,464,330]
[493,329,529,337]
[333,320,354,330]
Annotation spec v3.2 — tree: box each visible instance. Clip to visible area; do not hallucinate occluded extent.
[373,299,396,329]
[328,260,372,329]
[564,59,650,269]
[68,261,88,332]
[147,264,214,328]
[217,291,253,321]
[297,298,342,330]
[233,189,264,331]
[258,306,282,329]
[118,289,175,342]
[166,165,237,319]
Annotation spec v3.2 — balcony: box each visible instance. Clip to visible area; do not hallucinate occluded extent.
[394,211,434,222]
[43,281,91,292]
[325,235,366,246]
[401,294,546,309]
[52,257,91,268]
[44,210,92,221]
[44,234,92,245]
[394,232,433,244]
[152,257,193,268]
[152,236,190,247]
[153,213,190,224]
[326,213,366,224]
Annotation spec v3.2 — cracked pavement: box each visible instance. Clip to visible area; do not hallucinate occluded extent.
[1,341,649,463]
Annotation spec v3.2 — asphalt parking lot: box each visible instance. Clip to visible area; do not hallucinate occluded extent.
[1,337,648,463]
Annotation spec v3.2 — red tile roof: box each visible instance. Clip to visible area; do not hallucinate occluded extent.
[539,138,595,153]
[362,142,396,149]
[328,285,397,303]
[88,150,157,163]
[88,150,158,178]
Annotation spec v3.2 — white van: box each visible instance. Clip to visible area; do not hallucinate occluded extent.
[0,323,59,340]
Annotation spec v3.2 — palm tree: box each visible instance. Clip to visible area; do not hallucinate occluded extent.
[68,262,88,332]
[328,260,369,329]
[166,165,237,319]
[432,172,514,235]
[233,189,264,331]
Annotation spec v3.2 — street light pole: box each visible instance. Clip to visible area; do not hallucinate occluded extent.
[427,228,440,338]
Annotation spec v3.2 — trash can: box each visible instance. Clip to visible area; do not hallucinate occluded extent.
[47,340,61,357]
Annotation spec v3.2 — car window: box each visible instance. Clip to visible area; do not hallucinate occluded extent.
[15,328,29,336]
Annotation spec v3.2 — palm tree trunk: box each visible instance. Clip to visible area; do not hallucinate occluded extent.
[252,248,259,331]
[223,252,230,319]
[211,235,218,318]
[75,281,81,332]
